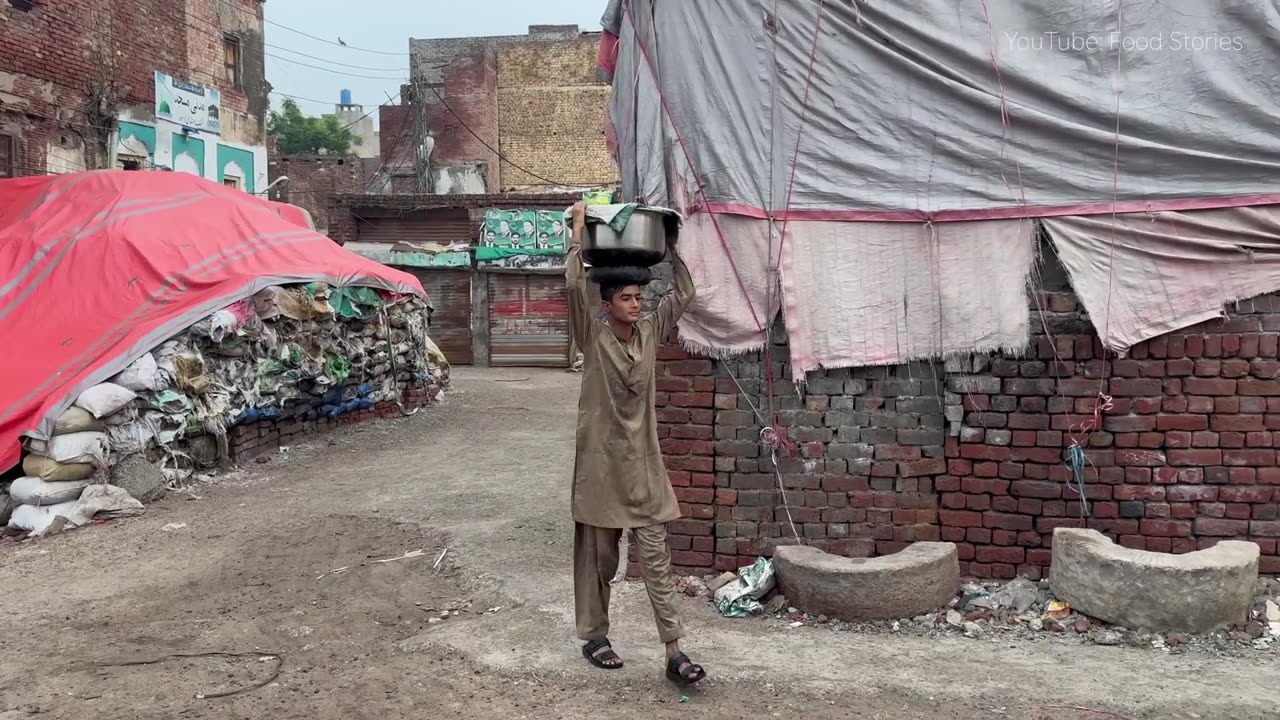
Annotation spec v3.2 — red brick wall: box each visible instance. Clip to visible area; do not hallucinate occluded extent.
[268,155,367,234]
[943,291,1280,577]
[651,339,948,576]
[229,383,441,461]
[655,290,1280,578]
[1,0,264,176]
[427,48,500,191]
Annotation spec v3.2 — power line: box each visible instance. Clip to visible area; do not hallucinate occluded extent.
[260,43,408,73]
[270,91,337,107]
[263,17,408,57]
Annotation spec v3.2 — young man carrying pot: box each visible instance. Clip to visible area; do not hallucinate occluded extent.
[564,202,706,687]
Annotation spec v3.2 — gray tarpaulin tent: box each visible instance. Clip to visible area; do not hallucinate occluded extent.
[601,0,1280,219]
[596,0,1280,371]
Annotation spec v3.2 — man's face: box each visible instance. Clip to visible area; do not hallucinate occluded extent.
[603,286,643,325]
[522,221,535,235]
[499,221,511,234]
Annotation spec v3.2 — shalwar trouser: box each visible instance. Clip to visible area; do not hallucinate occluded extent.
[573,522,684,644]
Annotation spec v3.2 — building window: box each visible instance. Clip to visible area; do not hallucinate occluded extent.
[223,175,243,190]
[7,0,35,12]
[224,34,242,87]
[0,135,13,178]
[118,156,145,171]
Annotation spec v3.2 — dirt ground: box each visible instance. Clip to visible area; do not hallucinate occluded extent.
[2,367,1277,720]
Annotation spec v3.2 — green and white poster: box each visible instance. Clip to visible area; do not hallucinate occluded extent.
[482,209,567,251]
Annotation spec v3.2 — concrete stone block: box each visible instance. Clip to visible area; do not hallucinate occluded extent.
[1050,528,1258,633]
[774,542,960,620]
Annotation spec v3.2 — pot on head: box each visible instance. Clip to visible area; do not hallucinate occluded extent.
[583,208,679,268]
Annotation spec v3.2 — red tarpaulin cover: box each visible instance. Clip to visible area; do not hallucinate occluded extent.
[0,170,427,471]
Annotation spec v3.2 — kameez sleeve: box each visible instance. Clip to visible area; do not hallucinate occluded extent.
[650,247,696,343]
[566,230,598,348]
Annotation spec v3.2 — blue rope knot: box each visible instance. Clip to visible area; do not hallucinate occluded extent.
[1063,444,1091,519]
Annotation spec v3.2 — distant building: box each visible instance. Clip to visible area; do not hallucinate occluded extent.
[0,0,270,192]
[333,89,380,160]
[374,24,617,194]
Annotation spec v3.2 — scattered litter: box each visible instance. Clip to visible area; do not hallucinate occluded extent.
[160,522,187,532]
[712,557,775,618]
[788,621,803,628]
[1045,600,1071,620]
[679,695,689,704]
[317,548,427,579]
[434,548,449,570]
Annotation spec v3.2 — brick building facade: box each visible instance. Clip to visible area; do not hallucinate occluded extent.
[268,154,371,234]
[1,0,268,188]
[373,25,615,194]
[654,241,1280,578]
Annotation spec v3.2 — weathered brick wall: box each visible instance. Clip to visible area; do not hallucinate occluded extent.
[229,383,441,461]
[427,46,501,191]
[181,0,267,145]
[496,38,614,191]
[943,291,1280,577]
[408,26,616,194]
[268,155,367,234]
[656,253,1280,577]
[1,0,264,175]
[652,335,947,575]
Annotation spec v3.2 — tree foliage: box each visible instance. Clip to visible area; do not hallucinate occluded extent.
[268,98,361,155]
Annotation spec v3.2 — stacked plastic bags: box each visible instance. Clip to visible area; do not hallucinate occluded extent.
[5,283,443,538]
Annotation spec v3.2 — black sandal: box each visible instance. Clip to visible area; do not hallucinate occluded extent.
[582,638,624,669]
[666,652,706,687]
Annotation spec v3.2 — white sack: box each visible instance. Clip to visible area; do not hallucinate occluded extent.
[74,383,137,419]
[25,431,110,465]
[7,501,78,536]
[111,352,163,392]
[9,477,90,505]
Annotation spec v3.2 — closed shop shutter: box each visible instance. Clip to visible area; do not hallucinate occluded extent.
[354,208,471,245]
[488,273,570,368]
[411,269,473,365]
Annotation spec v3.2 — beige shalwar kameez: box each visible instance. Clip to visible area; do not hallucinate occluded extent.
[567,242,696,644]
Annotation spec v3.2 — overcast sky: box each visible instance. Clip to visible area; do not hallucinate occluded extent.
[264,0,604,118]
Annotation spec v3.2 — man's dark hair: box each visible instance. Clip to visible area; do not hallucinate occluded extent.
[590,265,652,302]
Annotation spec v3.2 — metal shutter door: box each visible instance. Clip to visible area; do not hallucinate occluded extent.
[354,208,471,244]
[488,274,570,367]
[412,269,474,365]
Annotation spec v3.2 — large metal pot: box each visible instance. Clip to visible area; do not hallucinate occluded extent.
[583,208,680,268]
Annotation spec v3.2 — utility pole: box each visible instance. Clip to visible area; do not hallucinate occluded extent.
[412,73,430,193]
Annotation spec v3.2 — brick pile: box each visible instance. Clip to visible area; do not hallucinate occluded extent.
[228,383,441,461]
